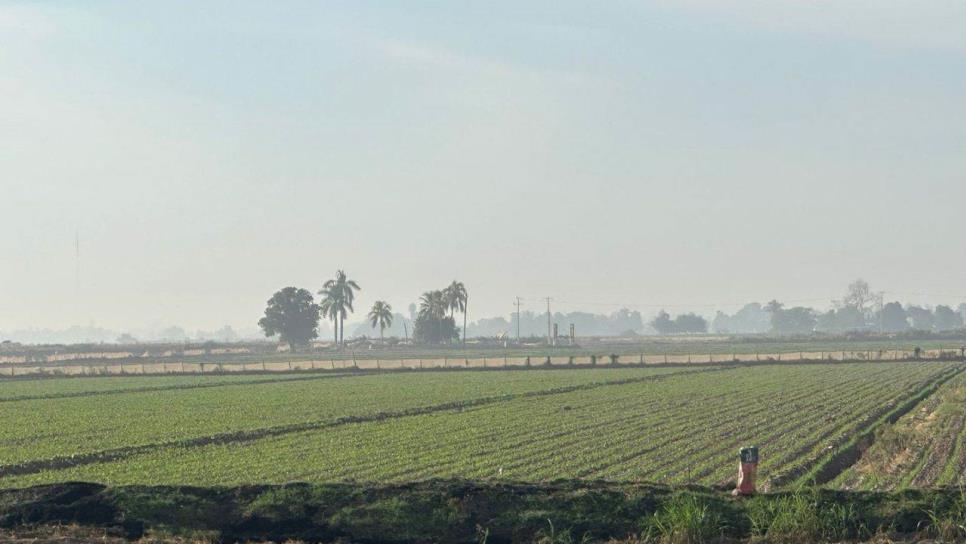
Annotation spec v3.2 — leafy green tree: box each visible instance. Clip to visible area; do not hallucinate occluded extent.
[879,302,909,332]
[318,270,360,347]
[934,305,963,331]
[258,287,320,353]
[768,301,816,335]
[834,306,866,331]
[368,300,394,341]
[650,310,674,335]
[649,311,706,334]
[415,290,456,344]
[765,300,784,334]
[674,313,708,333]
[444,281,468,346]
[906,305,935,331]
[815,310,836,332]
[413,314,459,344]
[765,300,783,314]
[711,302,770,334]
[776,307,817,334]
[815,307,863,333]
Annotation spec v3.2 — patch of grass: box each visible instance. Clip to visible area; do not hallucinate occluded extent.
[921,487,966,542]
[644,494,729,544]
[533,519,594,544]
[329,493,468,542]
[244,484,326,522]
[108,487,226,537]
[746,488,869,543]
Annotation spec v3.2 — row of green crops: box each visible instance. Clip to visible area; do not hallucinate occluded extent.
[2,361,957,488]
[834,368,966,490]
[0,372,354,401]
[0,367,692,467]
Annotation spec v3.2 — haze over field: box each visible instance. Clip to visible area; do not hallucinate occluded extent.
[2,1,966,334]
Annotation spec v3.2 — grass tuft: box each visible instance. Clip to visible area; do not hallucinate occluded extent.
[921,487,966,542]
[644,494,727,544]
[746,487,868,543]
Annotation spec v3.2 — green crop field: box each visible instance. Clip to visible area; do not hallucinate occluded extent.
[835,368,966,490]
[1,361,962,490]
[0,372,358,401]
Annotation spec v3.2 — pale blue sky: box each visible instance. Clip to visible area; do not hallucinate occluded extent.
[2,1,965,332]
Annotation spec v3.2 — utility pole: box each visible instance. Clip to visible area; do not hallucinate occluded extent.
[546,297,552,346]
[515,297,522,343]
[876,291,884,334]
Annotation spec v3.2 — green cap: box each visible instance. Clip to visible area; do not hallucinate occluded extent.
[740,446,759,463]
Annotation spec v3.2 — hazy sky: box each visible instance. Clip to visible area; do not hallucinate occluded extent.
[2,1,966,333]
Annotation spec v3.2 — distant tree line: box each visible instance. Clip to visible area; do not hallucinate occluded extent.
[649,311,708,334]
[712,279,966,336]
[258,276,966,351]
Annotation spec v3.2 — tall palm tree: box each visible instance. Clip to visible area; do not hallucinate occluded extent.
[318,286,341,345]
[419,290,447,343]
[419,290,446,319]
[444,281,468,347]
[368,301,394,342]
[319,270,361,347]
